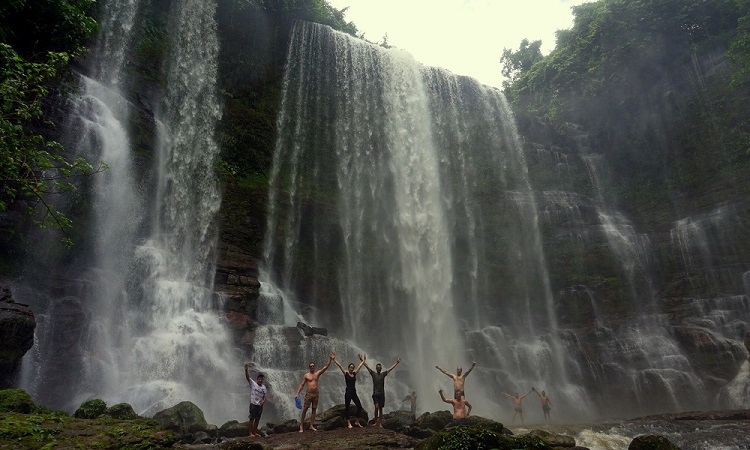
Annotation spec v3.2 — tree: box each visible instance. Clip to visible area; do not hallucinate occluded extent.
[500,39,542,89]
[1,0,99,244]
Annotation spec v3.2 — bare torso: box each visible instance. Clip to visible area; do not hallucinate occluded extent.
[512,396,523,408]
[451,399,468,419]
[452,374,466,391]
[304,371,321,391]
[540,395,550,407]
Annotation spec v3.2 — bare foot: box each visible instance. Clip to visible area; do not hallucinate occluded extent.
[298,428,304,433]
[310,426,318,431]
[356,422,363,428]
[347,422,353,429]
[378,424,384,428]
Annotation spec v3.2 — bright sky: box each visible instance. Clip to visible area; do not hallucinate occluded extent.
[325,0,593,87]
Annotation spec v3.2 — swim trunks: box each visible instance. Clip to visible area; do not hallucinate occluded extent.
[304,388,319,409]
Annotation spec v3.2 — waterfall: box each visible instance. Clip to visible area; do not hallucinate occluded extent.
[20,0,241,424]
[262,21,575,417]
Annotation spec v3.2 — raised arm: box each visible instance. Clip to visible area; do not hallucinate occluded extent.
[333,358,346,374]
[463,361,477,378]
[353,359,365,374]
[360,353,373,373]
[244,363,252,383]
[532,387,542,398]
[317,352,335,376]
[387,357,401,372]
[520,390,532,399]
[435,365,453,378]
[438,389,451,404]
[502,392,513,399]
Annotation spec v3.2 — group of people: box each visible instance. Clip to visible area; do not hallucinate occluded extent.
[243,356,553,438]
[294,352,401,431]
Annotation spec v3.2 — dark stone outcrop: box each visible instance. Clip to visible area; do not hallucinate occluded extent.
[528,429,577,447]
[106,402,139,420]
[297,321,328,337]
[629,434,682,450]
[152,401,208,437]
[74,398,108,419]
[0,286,35,388]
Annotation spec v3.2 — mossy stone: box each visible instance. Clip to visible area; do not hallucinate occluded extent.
[0,388,35,413]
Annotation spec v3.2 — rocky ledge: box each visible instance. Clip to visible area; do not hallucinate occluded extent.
[0,286,35,388]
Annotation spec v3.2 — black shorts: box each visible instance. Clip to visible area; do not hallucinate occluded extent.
[372,393,385,407]
[248,404,263,420]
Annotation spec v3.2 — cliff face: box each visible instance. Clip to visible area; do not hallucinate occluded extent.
[0,287,35,388]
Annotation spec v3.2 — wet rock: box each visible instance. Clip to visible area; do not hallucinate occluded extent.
[416,425,557,450]
[315,404,369,430]
[745,331,750,360]
[297,321,328,336]
[153,401,208,436]
[381,410,416,431]
[673,326,746,383]
[414,410,452,431]
[219,420,249,438]
[0,286,35,387]
[266,419,300,434]
[629,434,682,450]
[528,429,577,447]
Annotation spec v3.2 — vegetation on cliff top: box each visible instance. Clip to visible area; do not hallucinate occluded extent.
[502,0,750,223]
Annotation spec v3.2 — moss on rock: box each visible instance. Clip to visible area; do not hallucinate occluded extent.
[0,388,35,413]
[74,398,108,419]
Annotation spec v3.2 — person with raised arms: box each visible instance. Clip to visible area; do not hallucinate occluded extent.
[333,353,366,428]
[360,353,401,428]
[435,361,476,398]
[294,351,335,432]
[439,388,472,427]
[503,389,532,425]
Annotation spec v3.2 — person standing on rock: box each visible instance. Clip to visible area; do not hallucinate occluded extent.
[435,361,476,399]
[333,354,366,428]
[503,390,532,425]
[403,390,417,419]
[360,353,401,428]
[439,388,472,427]
[295,351,335,432]
[244,363,267,438]
[532,387,552,421]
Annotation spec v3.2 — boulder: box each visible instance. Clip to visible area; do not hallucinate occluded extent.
[297,321,328,337]
[0,286,35,387]
[463,415,508,434]
[416,426,556,450]
[106,402,139,420]
[0,388,35,413]
[381,410,414,431]
[673,326,747,384]
[266,419,300,434]
[152,401,208,436]
[316,404,369,429]
[74,398,108,419]
[528,429,577,447]
[629,434,682,450]
[220,420,249,438]
[414,410,452,431]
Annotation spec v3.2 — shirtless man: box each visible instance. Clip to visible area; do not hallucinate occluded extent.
[294,352,335,432]
[532,387,552,421]
[503,390,532,424]
[435,361,476,398]
[361,353,401,428]
[439,388,472,427]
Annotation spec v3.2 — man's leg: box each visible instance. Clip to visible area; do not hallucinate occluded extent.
[299,407,308,432]
[371,401,379,426]
[309,407,318,431]
[377,405,384,427]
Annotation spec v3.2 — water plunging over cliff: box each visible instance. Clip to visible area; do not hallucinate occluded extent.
[20,0,241,424]
[261,21,575,416]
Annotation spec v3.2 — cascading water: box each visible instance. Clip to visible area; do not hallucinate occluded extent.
[20,0,242,424]
[260,21,579,418]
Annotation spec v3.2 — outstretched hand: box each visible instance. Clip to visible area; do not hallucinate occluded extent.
[330,352,336,360]
[471,361,476,366]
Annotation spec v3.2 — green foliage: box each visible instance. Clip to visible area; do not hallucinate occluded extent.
[0,389,35,414]
[500,38,543,89]
[74,398,108,419]
[106,403,139,420]
[0,43,104,246]
[417,426,551,450]
[0,0,98,59]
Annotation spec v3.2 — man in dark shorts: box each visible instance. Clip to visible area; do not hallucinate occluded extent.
[503,390,532,425]
[435,361,476,399]
[532,387,552,421]
[360,354,401,427]
[244,363,267,438]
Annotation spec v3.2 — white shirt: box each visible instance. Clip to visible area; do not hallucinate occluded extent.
[249,378,267,406]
